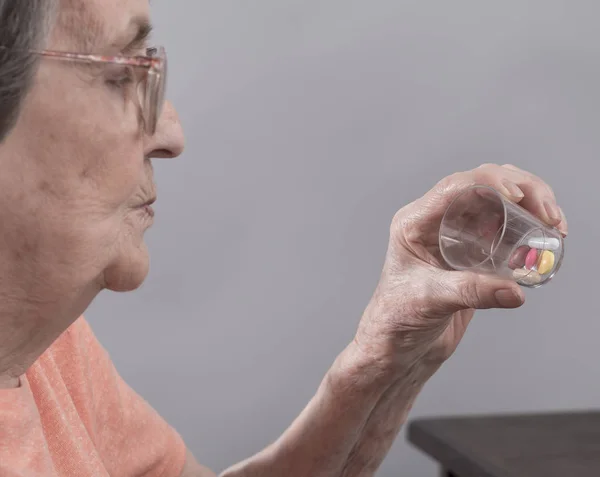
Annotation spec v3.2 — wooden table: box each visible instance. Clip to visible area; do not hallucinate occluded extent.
[407,411,600,477]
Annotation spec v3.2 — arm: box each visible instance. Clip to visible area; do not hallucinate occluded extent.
[182,340,431,477]
[220,341,431,477]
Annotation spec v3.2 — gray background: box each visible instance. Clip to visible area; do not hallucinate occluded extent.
[87,1,600,475]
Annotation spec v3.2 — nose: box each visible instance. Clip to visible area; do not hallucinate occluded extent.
[145,101,185,159]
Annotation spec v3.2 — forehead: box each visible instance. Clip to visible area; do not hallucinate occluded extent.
[56,0,150,51]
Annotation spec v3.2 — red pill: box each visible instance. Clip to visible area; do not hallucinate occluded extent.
[508,246,529,269]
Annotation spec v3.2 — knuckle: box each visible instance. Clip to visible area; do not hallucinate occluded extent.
[527,173,555,199]
[436,171,467,192]
[406,276,449,319]
[406,284,436,320]
[390,208,406,235]
[475,162,498,171]
[471,163,503,183]
[541,180,556,198]
[474,163,505,180]
[390,199,424,234]
[390,208,418,248]
[456,277,481,309]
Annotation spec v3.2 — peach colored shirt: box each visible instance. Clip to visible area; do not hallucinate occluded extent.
[0,317,187,477]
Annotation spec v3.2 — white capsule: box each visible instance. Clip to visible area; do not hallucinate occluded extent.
[527,237,560,251]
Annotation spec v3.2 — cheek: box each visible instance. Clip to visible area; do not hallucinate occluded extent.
[80,139,145,210]
[19,66,146,211]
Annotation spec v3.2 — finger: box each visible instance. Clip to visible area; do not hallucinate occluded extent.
[501,164,564,228]
[421,270,525,319]
[449,164,562,227]
[502,164,555,199]
[446,271,525,312]
[558,206,568,236]
[406,165,519,226]
[408,164,531,225]
[397,163,564,246]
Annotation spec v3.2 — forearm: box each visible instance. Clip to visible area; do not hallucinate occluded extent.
[339,364,431,476]
[219,342,433,477]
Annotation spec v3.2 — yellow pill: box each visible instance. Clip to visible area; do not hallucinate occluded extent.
[536,250,555,275]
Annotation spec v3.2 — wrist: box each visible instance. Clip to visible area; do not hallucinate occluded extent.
[355,299,444,374]
[329,340,434,401]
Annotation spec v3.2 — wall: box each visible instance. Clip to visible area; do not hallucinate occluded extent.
[87,1,600,475]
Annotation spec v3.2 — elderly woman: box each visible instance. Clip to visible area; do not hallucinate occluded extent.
[0,0,568,476]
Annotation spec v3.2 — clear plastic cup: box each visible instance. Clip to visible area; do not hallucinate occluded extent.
[438,185,564,288]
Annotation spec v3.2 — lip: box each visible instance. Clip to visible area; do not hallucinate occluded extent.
[136,197,156,218]
[136,197,157,208]
[142,204,155,218]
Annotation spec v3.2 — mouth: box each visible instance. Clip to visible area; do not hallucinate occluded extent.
[136,197,157,218]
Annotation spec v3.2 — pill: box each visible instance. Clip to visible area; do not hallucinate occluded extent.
[513,268,542,286]
[508,246,529,269]
[527,237,560,251]
[525,248,538,270]
[536,250,555,275]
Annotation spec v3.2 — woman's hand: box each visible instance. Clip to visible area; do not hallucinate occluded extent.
[355,163,568,373]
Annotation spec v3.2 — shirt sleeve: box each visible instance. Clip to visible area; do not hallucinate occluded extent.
[67,317,188,477]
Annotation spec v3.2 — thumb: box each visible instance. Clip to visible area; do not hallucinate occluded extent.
[434,270,525,314]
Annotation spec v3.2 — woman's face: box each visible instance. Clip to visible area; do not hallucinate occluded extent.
[0,0,184,297]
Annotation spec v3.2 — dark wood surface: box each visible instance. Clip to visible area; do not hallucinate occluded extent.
[408,411,600,477]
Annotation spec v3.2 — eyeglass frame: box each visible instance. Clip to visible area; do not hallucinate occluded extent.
[0,45,167,135]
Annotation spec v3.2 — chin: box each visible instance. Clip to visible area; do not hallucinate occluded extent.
[102,242,151,292]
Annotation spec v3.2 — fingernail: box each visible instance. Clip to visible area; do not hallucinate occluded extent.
[502,180,524,198]
[544,200,561,223]
[495,289,524,308]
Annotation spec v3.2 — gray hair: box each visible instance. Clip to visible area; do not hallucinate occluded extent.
[0,0,57,142]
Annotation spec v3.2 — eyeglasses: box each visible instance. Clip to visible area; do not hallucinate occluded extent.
[4,46,167,135]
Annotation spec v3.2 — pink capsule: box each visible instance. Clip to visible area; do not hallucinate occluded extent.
[525,248,538,270]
